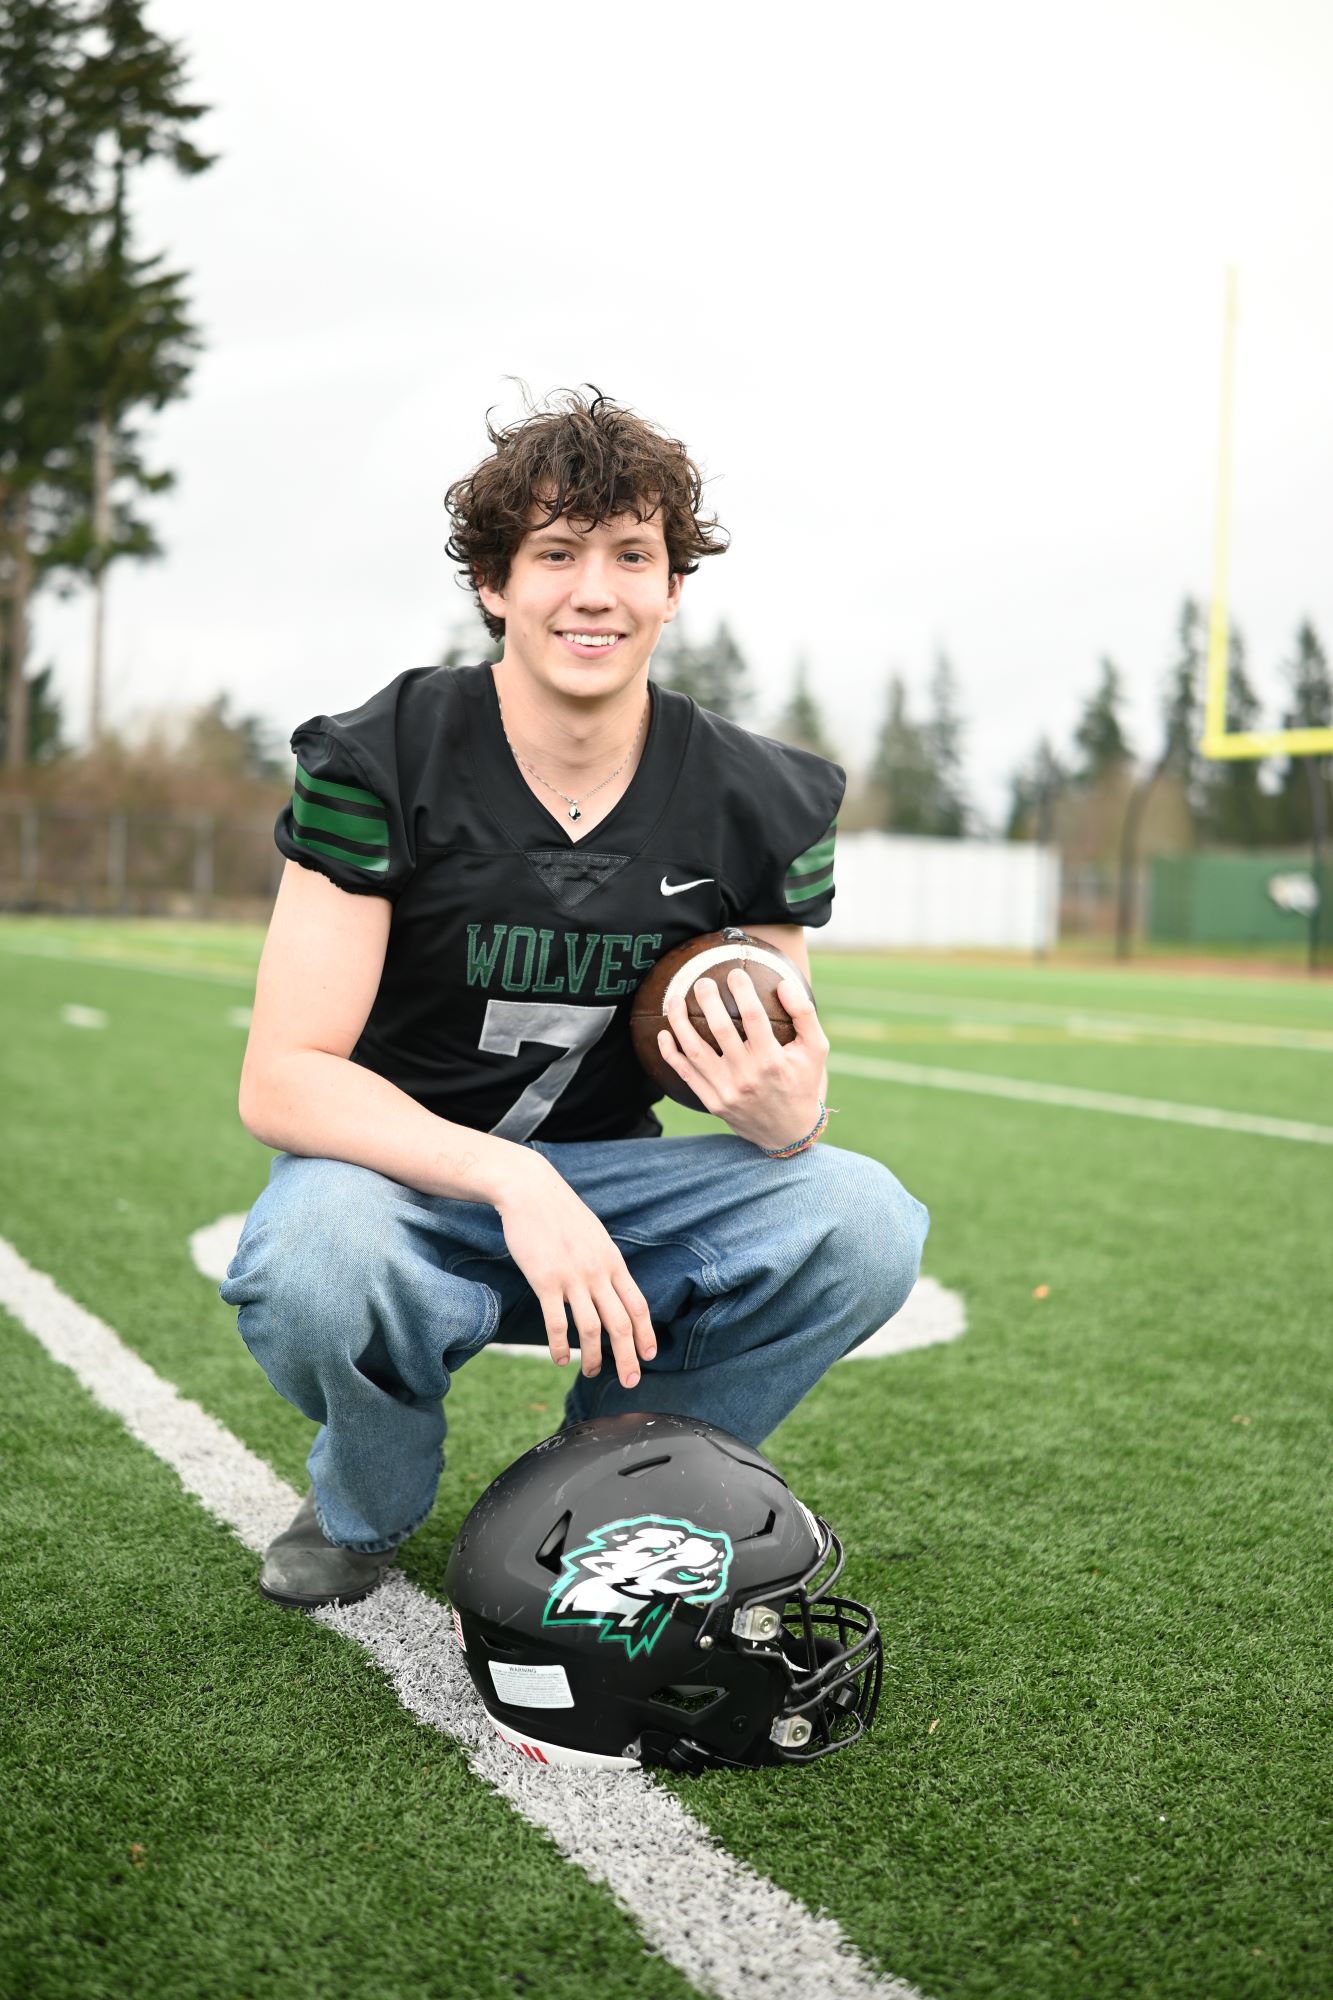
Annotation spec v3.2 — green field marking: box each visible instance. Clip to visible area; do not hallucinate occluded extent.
[3,923,1332,1999]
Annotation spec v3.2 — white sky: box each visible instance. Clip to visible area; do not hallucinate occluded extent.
[33,0,1333,826]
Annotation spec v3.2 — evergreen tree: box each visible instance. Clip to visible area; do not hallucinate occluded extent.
[1160,597,1203,809]
[181,692,286,783]
[1006,736,1065,840]
[923,650,967,835]
[1271,621,1333,845]
[652,618,753,720]
[1072,657,1132,780]
[870,674,936,833]
[0,650,66,765]
[438,615,499,667]
[1116,606,1208,958]
[0,0,95,771]
[1198,626,1269,846]
[0,0,212,769]
[775,655,836,759]
[57,0,213,743]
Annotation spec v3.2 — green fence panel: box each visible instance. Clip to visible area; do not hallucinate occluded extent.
[1148,852,1323,943]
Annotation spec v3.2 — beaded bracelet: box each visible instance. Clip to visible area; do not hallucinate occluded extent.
[761,1101,831,1159]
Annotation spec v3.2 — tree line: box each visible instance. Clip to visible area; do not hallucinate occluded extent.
[654,603,1331,852]
[2,2,1326,861]
[1004,605,1331,852]
[0,0,211,772]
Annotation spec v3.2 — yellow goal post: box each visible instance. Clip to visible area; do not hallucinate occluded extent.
[1202,266,1333,761]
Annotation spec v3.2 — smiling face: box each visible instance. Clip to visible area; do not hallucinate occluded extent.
[478,506,683,707]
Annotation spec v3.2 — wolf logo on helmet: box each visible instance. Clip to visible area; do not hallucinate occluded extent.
[542,1514,734,1660]
[446,1413,885,1770]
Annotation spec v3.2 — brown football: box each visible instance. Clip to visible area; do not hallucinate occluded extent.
[629,927,814,1111]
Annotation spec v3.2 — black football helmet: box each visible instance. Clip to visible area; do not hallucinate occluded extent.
[444,1412,883,1772]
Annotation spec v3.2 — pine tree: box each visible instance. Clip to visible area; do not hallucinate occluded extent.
[1006,736,1065,840]
[0,0,93,771]
[652,618,753,720]
[775,656,836,759]
[1198,627,1269,846]
[924,650,967,835]
[0,0,212,770]
[438,615,500,667]
[181,693,287,783]
[870,675,936,833]
[1072,657,1132,780]
[58,0,213,744]
[1271,621,1332,845]
[1116,605,1208,957]
[1160,597,1204,810]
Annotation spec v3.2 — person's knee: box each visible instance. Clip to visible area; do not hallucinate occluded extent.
[220,1157,401,1367]
[804,1146,930,1326]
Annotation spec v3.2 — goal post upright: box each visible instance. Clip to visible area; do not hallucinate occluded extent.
[1200,265,1333,762]
[1202,265,1238,752]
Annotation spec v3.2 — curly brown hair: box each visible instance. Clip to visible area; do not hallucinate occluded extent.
[444,386,729,641]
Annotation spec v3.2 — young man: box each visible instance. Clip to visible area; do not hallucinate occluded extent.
[221,389,928,1608]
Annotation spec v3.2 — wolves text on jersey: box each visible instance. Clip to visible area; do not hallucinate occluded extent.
[466,924,663,1000]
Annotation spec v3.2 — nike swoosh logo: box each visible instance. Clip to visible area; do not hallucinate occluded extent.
[660,875,714,897]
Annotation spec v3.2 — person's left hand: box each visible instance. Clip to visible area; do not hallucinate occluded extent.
[658,969,828,1153]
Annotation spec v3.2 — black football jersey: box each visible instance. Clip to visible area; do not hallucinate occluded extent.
[273,664,843,1141]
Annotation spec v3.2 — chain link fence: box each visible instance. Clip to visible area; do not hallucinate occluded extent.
[0,801,284,919]
[0,797,1149,943]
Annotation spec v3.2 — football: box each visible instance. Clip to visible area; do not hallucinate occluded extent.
[629,927,814,1111]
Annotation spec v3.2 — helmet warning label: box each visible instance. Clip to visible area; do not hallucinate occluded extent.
[488,1661,575,1709]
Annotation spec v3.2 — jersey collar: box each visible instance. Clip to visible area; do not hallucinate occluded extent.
[465,663,689,852]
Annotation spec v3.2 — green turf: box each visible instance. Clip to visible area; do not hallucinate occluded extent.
[2,918,1330,1999]
[0,1312,700,2000]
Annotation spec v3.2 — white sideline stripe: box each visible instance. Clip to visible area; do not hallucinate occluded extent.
[0,1235,927,2000]
[829,1052,1333,1146]
[818,984,1333,1055]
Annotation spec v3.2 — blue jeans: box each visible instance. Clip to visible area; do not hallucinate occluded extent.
[219,1136,929,1553]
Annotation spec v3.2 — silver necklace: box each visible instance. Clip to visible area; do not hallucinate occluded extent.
[497,693,649,822]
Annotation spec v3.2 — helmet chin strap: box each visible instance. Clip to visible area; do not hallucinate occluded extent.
[634,1731,759,1775]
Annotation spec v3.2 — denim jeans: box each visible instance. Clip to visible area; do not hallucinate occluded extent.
[219,1136,929,1553]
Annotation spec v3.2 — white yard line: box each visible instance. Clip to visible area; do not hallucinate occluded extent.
[0,1235,927,2000]
[60,1004,108,1029]
[828,1052,1333,1145]
[817,985,1333,1054]
[0,939,255,987]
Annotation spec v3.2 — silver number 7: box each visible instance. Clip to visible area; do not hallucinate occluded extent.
[480,999,617,1142]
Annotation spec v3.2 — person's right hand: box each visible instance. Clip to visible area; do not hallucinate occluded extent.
[493,1153,657,1389]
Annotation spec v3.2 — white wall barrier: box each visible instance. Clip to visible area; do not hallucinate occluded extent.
[810,833,1060,952]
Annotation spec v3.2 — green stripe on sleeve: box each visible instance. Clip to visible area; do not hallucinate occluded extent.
[786,866,835,905]
[296,760,383,809]
[292,792,389,846]
[291,832,390,874]
[786,837,836,877]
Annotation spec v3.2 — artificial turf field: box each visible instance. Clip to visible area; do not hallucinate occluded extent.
[1,914,1329,2000]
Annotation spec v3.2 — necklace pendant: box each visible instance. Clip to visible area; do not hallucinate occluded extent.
[568,804,582,822]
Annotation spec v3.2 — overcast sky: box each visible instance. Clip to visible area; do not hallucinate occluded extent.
[33,0,1333,825]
